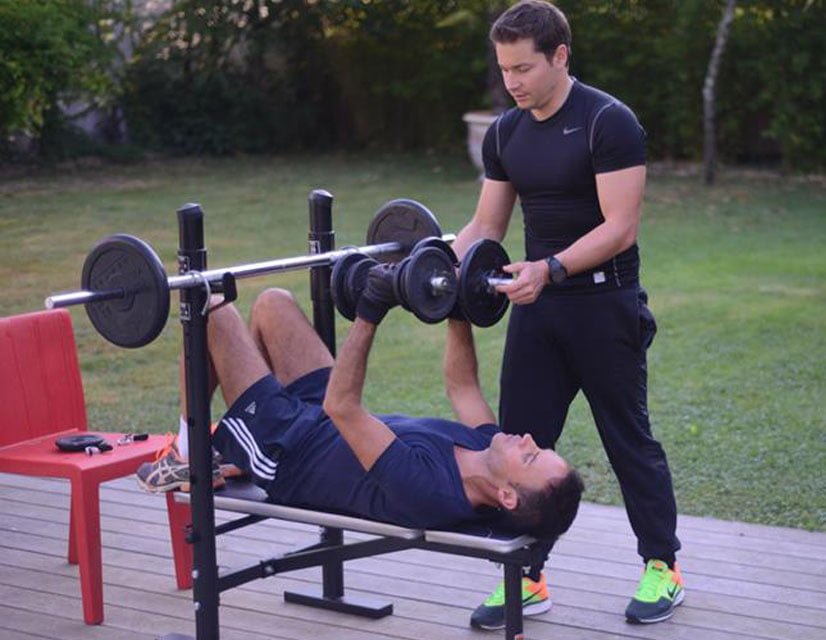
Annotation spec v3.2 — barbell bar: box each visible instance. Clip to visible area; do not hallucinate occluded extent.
[44,198,455,348]
[44,238,453,311]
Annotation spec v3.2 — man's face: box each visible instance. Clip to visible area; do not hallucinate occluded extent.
[495,38,568,118]
[488,432,569,496]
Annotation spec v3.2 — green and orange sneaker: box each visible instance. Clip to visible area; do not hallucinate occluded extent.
[625,559,685,624]
[469,573,551,630]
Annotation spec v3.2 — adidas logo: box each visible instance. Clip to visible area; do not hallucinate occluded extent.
[245,401,257,415]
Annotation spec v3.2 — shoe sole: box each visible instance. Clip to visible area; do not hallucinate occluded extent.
[470,599,552,630]
[626,589,685,624]
[136,475,225,494]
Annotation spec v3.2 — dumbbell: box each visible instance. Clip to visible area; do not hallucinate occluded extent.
[333,236,514,327]
[399,236,512,327]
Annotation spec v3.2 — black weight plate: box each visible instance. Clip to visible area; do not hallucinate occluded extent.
[412,236,458,266]
[458,239,511,328]
[331,252,369,321]
[55,434,107,452]
[365,199,443,263]
[345,256,378,314]
[403,247,457,324]
[393,256,413,311]
[81,234,170,348]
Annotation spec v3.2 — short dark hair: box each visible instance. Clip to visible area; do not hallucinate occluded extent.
[490,0,572,62]
[501,467,584,540]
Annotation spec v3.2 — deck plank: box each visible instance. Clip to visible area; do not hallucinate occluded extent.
[1,472,825,640]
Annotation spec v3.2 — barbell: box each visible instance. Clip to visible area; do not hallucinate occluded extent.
[45,199,453,348]
[331,236,513,327]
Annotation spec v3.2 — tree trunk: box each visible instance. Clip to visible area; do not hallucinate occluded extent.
[703,0,737,185]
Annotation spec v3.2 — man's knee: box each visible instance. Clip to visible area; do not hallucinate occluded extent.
[250,288,299,329]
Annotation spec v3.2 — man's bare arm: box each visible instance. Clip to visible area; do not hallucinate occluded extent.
[452,179,517,260]
[443,320,496,427]
[322,319,396,471]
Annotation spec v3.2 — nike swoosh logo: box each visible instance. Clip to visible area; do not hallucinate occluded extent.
[563,126,582,135]
[666,584,680,599]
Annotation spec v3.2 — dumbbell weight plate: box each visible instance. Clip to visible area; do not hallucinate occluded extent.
[365,199,443,263]
[411,236,458,266]
[345,256,378,317]
[402,247,458,324]
[458,239,511,328]
[81,234,170,348]
[331,252,370,321]
[393,256,413,311]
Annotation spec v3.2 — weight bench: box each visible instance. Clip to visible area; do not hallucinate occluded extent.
[171,479,543,640]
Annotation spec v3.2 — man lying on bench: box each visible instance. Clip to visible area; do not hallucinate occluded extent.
[137,265,583,539]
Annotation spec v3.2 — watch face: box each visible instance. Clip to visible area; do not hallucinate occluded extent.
[548,257,566,284]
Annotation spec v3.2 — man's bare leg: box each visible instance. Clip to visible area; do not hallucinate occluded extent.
[248,288,334,387]
[174,289,330,456]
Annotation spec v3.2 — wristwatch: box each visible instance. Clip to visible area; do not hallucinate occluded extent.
[546,256,568,284]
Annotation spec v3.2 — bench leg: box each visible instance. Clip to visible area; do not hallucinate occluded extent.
[70,478,104,624]
[503,563,524,640]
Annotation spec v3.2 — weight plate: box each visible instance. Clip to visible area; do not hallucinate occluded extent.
[365,199,443,263]
[403,247,457,324]
[412,236,458,266]
[331,251,369,321]
[345,256,378,316]
[458,239,511,328]
[81,234,170,348]
[393,256,413,311]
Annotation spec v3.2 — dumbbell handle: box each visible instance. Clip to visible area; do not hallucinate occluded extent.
[429,276,454,293]
[486,276,513,289]
[428,275,512,296]
[430,276,513,294]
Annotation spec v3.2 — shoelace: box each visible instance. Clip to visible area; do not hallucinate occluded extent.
[636,562,670,600]
[153,432,178,462]
[485,577,542,606]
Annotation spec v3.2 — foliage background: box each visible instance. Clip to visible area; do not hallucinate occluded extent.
[1,0,825,169]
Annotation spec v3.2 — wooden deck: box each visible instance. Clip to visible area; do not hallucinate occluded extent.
[1,471,825,640]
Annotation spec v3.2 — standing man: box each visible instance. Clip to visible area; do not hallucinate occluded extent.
[452,0,683,629]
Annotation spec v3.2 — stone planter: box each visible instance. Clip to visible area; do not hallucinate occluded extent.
[462,111,498,178]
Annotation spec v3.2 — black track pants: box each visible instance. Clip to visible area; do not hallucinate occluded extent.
[499,286,680,573]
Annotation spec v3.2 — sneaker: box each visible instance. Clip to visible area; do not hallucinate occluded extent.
[135,435,223,493]
[470,573,551,630]
[625,559,685,624]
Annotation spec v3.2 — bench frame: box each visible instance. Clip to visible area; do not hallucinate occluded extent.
[174,481,542,640]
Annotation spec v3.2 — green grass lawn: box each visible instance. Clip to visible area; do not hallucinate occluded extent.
[1,154,824,531]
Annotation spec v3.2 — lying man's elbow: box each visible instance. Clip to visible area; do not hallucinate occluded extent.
[323,397,359,423]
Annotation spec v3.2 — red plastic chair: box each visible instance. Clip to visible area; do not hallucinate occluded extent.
[0,308,176,624]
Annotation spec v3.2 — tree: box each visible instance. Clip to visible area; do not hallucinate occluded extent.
[703,0,737,184]
[0,1,115,156]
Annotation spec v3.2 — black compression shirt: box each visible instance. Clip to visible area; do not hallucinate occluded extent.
[482,79,646,290]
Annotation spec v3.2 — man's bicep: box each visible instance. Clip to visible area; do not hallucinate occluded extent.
[596,165,645,222]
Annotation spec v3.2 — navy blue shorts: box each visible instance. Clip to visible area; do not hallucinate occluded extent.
[212,367,331,484]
